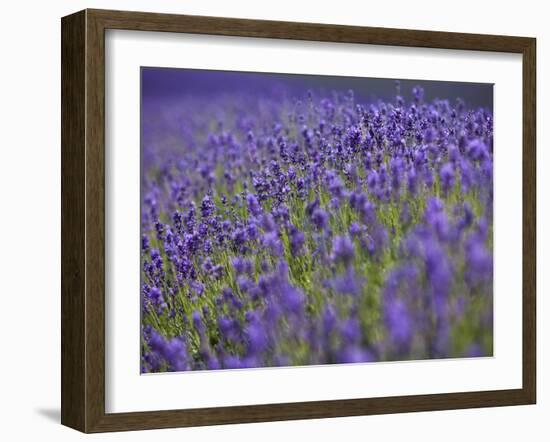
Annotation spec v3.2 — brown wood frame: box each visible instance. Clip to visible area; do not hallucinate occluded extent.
[61,8,536,433]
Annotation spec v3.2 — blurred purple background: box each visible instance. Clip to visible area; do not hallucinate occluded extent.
[141,67,493,109]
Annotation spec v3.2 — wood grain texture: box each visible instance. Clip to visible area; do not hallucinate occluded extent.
[61,8,537,433]
[89,8,532,52]
[61,10,86,431]
[85,9,107,432]
[522,38,536,404]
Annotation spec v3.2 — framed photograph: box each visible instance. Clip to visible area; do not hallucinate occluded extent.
[61,9,536,432]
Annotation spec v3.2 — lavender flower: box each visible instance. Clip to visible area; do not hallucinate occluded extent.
[332,235,355,266]
[311,208,329,230]
[440,162,455,194]
[140,73,494,373]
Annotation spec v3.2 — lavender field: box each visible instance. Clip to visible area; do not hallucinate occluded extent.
[140,69,493,373]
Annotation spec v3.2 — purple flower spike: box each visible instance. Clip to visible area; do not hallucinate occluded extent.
[440,162,455,194]
[311,208,329,230]
[262,231,283,256]
[332,235,355,266]
[384,298,413,353]
[289,225,305,255]
[246,193,263,217]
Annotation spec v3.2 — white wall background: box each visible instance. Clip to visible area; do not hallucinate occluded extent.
[0,0,546,440]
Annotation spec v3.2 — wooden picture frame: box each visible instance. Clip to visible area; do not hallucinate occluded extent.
[61,8,536,433]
